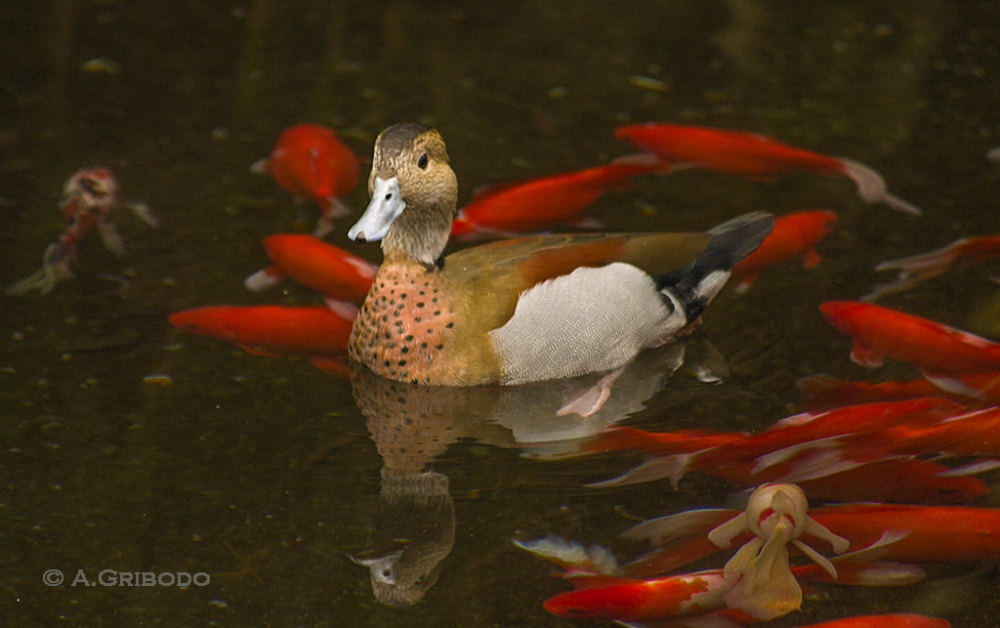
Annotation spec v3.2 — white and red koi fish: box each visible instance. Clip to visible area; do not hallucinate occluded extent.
[7,168,156,296]
[614,123,921,215]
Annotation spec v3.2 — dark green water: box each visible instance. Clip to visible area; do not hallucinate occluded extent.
[2,1,999,626]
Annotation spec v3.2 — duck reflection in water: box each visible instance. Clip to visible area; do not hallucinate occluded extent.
[344,337,729,606]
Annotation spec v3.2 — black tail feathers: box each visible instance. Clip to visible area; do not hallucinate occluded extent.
[656,212,773,321]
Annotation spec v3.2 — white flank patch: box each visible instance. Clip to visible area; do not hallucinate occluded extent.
[490,263,683,384]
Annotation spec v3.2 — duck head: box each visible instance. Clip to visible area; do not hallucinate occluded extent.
[349,123,458,267]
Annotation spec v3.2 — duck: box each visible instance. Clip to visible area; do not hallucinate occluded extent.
[347,123,773,386]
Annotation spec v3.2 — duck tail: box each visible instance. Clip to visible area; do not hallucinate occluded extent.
[658,211,774,321]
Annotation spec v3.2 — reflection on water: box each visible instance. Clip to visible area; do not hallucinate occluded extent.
[2,1,999,627]
[346,340,719,605]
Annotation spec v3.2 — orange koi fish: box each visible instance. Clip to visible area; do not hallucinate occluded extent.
[810,504,1000,564]
[572,426,747,458]
[796,616,949,628]
[543,569,733,621]
[731,210,839,293]
[678,398,963,477]
[819,301,1000,396]
[168,305,354,357]
[243,234,376,302]
[614,123,921,215]
[7,168,156,296]
[796,373,1000,410]
[544,553,920,623]
[877,406,1000,457]
[865,234,1000,300]
[250,124,360,237]
[450,153,666,238]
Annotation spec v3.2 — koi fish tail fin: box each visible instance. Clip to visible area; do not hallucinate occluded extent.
[586,453,694,490]
[248,157,270,175]
[244,266,286,292]
[323,297,360,322]
[325,197,353,218]
[512,537,619,576]
[658,212,773,323]
[838,158,922,216]
[312,199,353,238]
[97,220,126,258]
[731,271,760,295]
[125,202,159,228]
[7,244,75,296]
[860,275,926,302]
[920,369,988,400]
[313,215,334,238]
[875,240,964,282]
[6,267,55,296]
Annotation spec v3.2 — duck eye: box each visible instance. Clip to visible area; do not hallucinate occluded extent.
[417,153,428,169]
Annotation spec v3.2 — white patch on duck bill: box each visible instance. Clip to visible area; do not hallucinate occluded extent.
[489,262,687,385]
[348,176,406,242]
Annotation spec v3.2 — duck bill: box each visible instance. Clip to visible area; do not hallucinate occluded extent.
[349,176,406,242]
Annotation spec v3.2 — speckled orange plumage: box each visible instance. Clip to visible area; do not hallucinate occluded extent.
[349,258,460,385]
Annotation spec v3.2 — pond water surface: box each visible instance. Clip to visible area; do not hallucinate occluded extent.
[2,1,1000,627]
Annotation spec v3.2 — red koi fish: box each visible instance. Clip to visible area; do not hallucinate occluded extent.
[243,234,377,302]
[676,398,964,480]
[878,406,1000,457]
[820,301,1000,396]
[796,373,1000,410]
[545,557,922,623]
[572,426,747,458]
[796,616,949,628]
[614,123,921,215]
[543,569,733,621]
[731,210,838,293]
[250,124,360,237]
[7,168,157,296]
[450,153,666,238]
[810,504,1000,564]
[168,305,354,357]
[865,234,1000,300]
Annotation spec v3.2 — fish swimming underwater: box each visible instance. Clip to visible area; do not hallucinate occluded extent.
[345,123,774,386]
[168,305,354,357]
[614,123,921,215]
[7,168,157,296]
[243,233,377,302]
[450,153,667,237]
[864,234,1000,300]
[819,300,1000,396]
[731,209,839,293]
[250,124,360,237]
